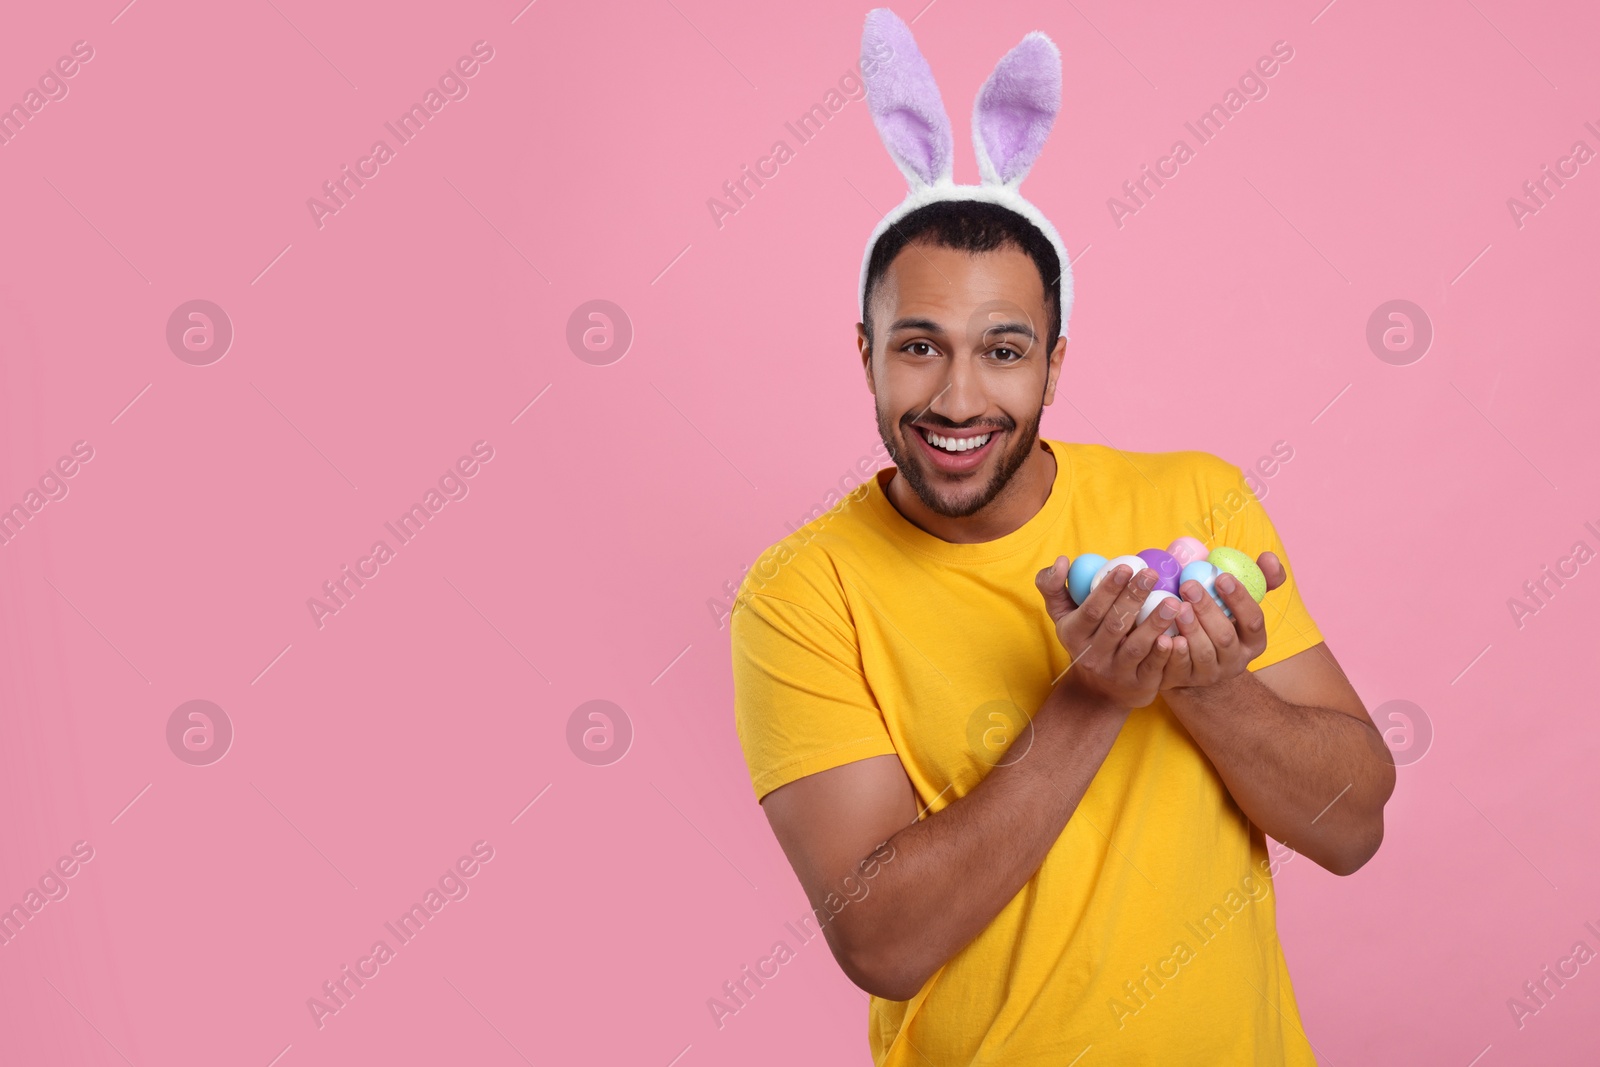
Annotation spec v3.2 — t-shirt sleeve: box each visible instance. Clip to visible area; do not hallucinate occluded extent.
[730,586,899,804]
[1210,459,1326,672]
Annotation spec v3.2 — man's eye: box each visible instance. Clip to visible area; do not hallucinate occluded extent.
[904,342,936,356]
[990,346,1023,362]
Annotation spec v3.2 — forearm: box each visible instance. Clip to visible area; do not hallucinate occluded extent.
[1163,670,1394,874]
[831,676,1129,1000]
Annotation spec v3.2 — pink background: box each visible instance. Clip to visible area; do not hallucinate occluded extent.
[1,0,1596,1063]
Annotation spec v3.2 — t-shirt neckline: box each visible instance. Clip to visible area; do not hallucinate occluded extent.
[865,439,1075,564]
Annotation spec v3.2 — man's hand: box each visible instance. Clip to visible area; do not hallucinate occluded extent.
[1161,550,1286,689]
[1036,557,1178,709]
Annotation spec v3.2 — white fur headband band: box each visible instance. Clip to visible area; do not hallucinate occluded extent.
[857,8,1073,339]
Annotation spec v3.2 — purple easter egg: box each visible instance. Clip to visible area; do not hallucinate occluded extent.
[1136,548,1181,595]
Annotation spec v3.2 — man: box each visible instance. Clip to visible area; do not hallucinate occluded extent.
[730,12,1394,1064]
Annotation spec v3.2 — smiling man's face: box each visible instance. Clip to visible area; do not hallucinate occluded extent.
[859,239,1066,522]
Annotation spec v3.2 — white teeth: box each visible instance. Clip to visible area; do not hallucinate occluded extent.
[926,431,992,453]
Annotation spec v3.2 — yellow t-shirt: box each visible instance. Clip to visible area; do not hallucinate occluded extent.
[730,439,1326,1066]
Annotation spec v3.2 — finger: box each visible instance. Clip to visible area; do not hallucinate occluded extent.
[1103,567,1157,640]
[1090,567,1145,651]
[1069,564,1136,648]
[1114,586,1180,673]
[1035,556,1074,622]
[1257,551,1286,592]
[1189,577,1240,662]
[1135,631,1175,690]
[1177,580,1221,675]
[1216,571,1267,649]
[1161,632,1192,688]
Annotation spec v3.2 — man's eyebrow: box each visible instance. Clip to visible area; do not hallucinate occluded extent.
[980,320,1038,341]
[887,316,1038,342]
[887,316,948,334]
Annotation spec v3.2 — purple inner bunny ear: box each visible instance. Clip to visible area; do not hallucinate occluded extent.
[877,109,944,181]
[862,8,952,189]
[974,31,1061,186]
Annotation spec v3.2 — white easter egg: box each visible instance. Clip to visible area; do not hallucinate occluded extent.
[1090,554,1149,594]
[1136,589,1180,637]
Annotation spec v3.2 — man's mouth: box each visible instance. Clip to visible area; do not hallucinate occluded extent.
[922,429,992,453]
[909,424,1001,471]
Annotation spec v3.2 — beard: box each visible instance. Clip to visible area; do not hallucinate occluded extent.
[876,399,1044,519]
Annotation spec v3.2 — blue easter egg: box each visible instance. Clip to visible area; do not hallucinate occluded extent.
[1178,560,1232,618]
[1067,553,1108,605]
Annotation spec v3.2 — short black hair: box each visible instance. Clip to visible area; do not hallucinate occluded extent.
[862,199,1062,357]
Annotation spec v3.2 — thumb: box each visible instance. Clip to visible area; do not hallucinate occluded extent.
[1258,551,1287,592]
[1035,556,1076,622]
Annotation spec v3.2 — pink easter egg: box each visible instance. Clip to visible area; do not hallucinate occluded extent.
[1167,536,1209,568]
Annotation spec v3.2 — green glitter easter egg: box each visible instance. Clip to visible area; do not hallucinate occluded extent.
[1207,546,1266,602]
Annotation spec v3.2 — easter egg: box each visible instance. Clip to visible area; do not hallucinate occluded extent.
[1207,546,1267,602]
[1136,589,1180,636]
[1167,536,1210,567]
[1090,554,1150,595]
[1136,548,1181,595]
[1066,554,1108,606]
[1179,560,1231,618]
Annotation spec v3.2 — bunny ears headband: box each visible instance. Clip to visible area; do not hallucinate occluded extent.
[858,8,1073,336]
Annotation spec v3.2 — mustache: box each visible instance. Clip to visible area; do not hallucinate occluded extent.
[902,414,1014,433]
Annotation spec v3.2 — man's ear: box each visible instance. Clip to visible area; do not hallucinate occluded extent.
[1041,334,1067,405]
[857,322,877,396]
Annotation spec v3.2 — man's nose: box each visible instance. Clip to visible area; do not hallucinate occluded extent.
[928,351,987,424]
